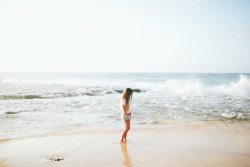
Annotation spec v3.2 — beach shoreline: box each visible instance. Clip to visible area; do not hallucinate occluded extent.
[0,124,249,167]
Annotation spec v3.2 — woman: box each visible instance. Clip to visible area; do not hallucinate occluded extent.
[120,88,133,142]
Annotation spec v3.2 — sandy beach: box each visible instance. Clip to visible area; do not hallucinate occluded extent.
[0,124,249,167]
[1,0,250,164]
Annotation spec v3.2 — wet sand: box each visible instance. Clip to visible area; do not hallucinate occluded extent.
[0,125,250,167]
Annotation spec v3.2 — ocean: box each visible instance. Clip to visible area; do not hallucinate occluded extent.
[1,73,250,140]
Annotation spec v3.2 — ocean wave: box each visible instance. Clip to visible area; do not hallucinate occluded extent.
[154,74,250,97]
[0,93,93,100]
[210,75,250,97]
[0,88,145,100]
[221,112,238,119]
[1,95,43,99]
[1,73,249,98]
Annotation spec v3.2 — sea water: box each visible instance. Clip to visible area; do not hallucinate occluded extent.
[0,73,250,140]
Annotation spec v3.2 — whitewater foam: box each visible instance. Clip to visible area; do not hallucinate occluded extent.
[0,73,250,140]
[1,73,250,97]
[147,74,250,97]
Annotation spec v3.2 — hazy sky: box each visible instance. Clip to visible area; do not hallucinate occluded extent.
[0,0,249,73]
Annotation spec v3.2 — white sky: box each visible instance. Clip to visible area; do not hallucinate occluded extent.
[0,0,249,73]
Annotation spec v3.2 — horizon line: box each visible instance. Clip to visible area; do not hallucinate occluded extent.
[0,72,249,74]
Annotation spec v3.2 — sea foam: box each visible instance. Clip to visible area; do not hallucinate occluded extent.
[151,74,250,97]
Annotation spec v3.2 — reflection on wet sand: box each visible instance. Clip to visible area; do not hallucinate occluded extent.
[120,142,133,167]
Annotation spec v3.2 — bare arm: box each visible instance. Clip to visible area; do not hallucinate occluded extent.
[122,105,128,116]
[122,105,129,121]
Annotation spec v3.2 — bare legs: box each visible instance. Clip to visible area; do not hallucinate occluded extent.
[121,120,130,142]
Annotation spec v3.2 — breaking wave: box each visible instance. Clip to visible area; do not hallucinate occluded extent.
[151,74,250,97]
[0,89,145,100]
[0,73,249,99]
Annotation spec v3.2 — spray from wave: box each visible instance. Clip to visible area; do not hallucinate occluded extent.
[1,73,250,98]
[210,75,250,97]
[150,74,250,97]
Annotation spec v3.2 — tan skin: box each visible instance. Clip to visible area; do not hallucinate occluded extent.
[120,104,130,142]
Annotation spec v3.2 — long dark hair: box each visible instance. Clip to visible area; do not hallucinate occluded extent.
[121,88,133,111]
